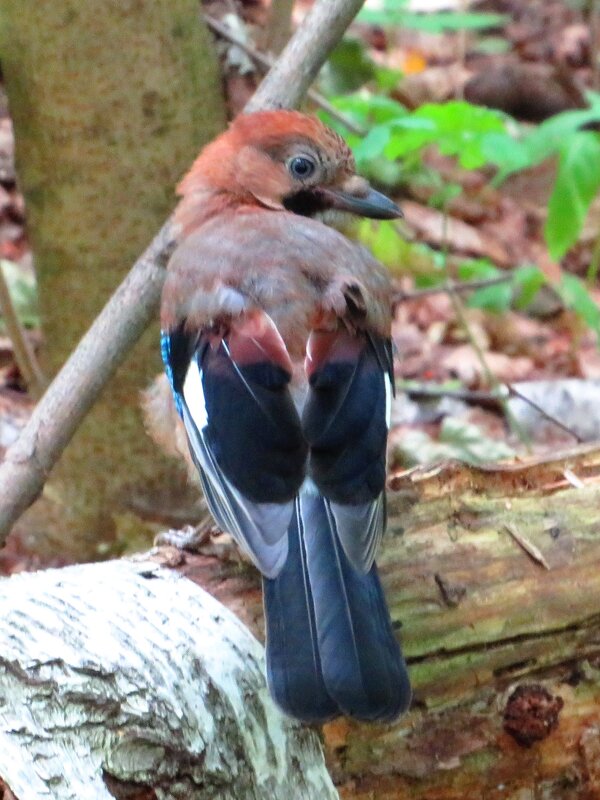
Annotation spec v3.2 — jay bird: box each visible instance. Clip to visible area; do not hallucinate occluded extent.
[160,110,411,723]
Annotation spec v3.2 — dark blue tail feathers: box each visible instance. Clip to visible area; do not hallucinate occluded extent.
[264,498,338,723]
[264,492,411,723]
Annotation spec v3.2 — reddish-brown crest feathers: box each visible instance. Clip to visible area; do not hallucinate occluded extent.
[175,111,353,208]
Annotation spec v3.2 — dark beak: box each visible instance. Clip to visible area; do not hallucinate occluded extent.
[319,186,402,220]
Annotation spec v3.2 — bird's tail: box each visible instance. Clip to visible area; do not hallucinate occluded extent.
[264,491,411,723]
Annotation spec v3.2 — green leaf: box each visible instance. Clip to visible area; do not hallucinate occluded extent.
[354,125,392,163]
[455,259,513,311]
[382,101,507,169]
[472,36,512,55]
[526,107,600,164]
[357,4,508,33]
[374,66,403,92]
[468,282,513,313]
[481,132,531,180]
[321,38,376,95]
[397,11,508,32]
[0,259,39,330]
[545,132,600,260]
[428,182,462,209]
[320,94,406,132]
[355,220,405,268]
[512,265,546,310]
[355,222,443,278]
[488,106,600,183]
[558,272,600,340]
[458,258,500,282]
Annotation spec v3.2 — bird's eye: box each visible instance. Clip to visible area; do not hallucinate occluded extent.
[289,156,316,180]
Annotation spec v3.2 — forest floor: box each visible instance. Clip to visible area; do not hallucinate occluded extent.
[1,0,599,573]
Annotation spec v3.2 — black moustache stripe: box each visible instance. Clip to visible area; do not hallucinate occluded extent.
[282,189,329,217]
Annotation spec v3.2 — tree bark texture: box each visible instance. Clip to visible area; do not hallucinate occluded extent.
[166,445,600,799]
[0,559,337,800]
[0,0,226,559]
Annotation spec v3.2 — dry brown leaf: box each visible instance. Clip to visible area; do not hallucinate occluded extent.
[484,313,553,358]
[395,64,471,107]
[402,200,511,266]
[442,344,534,387]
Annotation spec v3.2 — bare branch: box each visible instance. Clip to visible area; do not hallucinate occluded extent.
[506,382,583,443]
[204,13,366,135]
[0,0,367,544]
[245,0,366,112]
[403,382,583,442]
[393,274,512,304]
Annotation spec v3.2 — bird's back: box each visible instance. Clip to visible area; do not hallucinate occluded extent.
[162,208,392,362]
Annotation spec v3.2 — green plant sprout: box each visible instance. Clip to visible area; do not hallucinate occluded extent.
[319,87,600,341]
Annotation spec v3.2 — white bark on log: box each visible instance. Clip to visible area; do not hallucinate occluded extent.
[0,559,338,800]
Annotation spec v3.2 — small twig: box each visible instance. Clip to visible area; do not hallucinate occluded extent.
[204,13,367,136]
[393,274,512,304]
[402,382,504,411]
[506,383,583,443]
[404,380,583,442]
[449,290,498,386]
[587,224,600,285]
[563,467,585,489]
[504,523,550,570]
[0,262,45,399]
[456,304,530,447]
[455,0,469,100]
[437,210,531,449]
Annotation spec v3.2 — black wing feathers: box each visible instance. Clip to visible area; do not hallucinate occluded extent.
[163,318,411,720]
[168,324,307,504]
[303,329,391,504]
[199,340,306,503]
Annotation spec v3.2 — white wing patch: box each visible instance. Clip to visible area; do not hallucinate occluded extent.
[384,373,392,429]
[181,401,291,579]
[183,359,208,431]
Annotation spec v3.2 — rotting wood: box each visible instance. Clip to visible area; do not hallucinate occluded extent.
[165,444,600,799]
[1,445,600,796]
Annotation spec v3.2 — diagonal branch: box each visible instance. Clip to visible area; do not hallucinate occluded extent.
[203,13,366,135]
[0,0,367,545]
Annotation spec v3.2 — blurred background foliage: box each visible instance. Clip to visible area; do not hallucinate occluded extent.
[315,0,600,339]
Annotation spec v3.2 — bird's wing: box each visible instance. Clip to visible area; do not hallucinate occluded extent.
[161,312,307,578]
[302,326,393,573]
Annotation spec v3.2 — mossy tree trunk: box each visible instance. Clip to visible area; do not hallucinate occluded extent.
[0,0,226,558]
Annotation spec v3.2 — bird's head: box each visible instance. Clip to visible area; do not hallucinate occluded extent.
[175,110,401,231]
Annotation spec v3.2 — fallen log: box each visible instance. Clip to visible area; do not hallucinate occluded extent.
[3,444,600,798]
[0,559,337,800]
[172,443,600,799]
